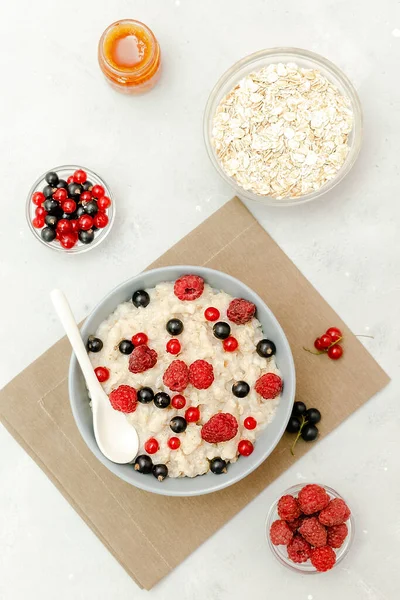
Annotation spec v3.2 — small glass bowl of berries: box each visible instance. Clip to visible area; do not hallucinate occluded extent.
[26,165,115,253]
[266,483,354,574]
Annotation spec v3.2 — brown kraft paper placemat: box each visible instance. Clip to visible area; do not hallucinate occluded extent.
[0,198,390,590]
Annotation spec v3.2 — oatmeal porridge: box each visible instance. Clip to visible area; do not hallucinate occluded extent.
[88,274,283,480]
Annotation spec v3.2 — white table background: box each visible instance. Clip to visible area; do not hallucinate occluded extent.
[1,1,399,598]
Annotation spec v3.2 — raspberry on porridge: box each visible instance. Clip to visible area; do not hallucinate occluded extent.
[88,276,283,479]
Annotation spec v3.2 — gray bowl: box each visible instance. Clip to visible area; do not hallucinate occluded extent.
[69,266,296,496]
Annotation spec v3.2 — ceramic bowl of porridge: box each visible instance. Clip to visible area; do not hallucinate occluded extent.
[68,266,296,496]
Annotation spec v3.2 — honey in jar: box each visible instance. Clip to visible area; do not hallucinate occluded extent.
[98,20,161,94]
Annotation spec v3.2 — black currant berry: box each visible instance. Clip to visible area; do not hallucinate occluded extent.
[213,322,231,340]
[134,455,153,474]
[41,227,56,243]
[61,211,77,220]
[286,416,301,433]
[305,408,321,424]
[68,182,83,197]
[119,340,134,355]
[84,201,98,216]
[82,181,93,191]
[132,290,150,308]
[152,464,168,481]
[43,184,56,198]
[166,318,184,336]
[56,179,68,189]
[170,416,187,433]
[45,214,58,228]
[138,387,154,404]
[76,205,86,217]
[256,339,276,358]
[210,457,227,474]
[78,229,95,244]
[292,401,307,417]
[43,198,59,214]
[45,171,59,186]
[232,381,250,398]
[154,392,171,409]
[87,336,103,352]
[301,424,319,442]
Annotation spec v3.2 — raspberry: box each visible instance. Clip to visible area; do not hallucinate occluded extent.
[201,413,238,443]
[287,516,305,532]
[310,546,336,572]
[109,385,138,413]
[319,498,349,526]
[327,523,348,548]
[254,373,283,399]
[287,534,312,563]
[128,345,157,374]
[277,495,302,521]
[298,484,330,514]
[269,520,293,546]
[227,298,256,325]
[298,517,327,548]
[343,504,351,521]
[189,359,214,389]
[163,360,189,392]
[174,274,204,301]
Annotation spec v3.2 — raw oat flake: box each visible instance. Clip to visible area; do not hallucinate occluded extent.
[211,62,354,199]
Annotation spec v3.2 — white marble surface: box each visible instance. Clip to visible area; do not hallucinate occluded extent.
[0,0,399,598]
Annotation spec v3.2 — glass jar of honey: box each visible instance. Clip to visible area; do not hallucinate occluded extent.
[98,19,161,94]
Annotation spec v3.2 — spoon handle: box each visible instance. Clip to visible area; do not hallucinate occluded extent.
[51,289,99,391]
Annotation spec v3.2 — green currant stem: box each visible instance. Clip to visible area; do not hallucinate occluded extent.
[303,347,324,355]
[290,416,308,456]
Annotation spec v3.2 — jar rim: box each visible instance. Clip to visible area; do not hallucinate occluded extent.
[98,19,158,78]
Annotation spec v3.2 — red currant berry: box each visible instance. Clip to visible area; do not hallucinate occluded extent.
[78,214,94,231]
[32,216,45,228]
[93,211,109,228]
[32,191,45,206]
[238,440,254,456]
[328,344,343,360]
[73,169,87,184]
[204,307,220,322]
[319,334,333,350]
[56,219,72,234]
[326,327,342,342]
[91,184,105,198]
[185,406,200,423]
[223,336,238,352]
[59,232,77,249]
[94,366,109,382]
[168,437,181,450]
[144,438,159,454]
[244,417,257,430]
[61,199,77,214]
[53,188,68,202]
[97,196,111,210]
[35,206,46,218]
[80,191,92,203]
[67,175,74,184]
[70,220,79,232]
[314,338,324,351]
[172,395,186,409]
[166,339,181,355]
[132,332,148,346]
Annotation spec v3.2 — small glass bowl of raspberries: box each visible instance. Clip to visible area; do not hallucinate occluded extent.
[26,165,115,254]
[266,483,354,573]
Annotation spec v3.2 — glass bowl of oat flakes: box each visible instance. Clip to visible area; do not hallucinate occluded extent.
[204,48,362,206]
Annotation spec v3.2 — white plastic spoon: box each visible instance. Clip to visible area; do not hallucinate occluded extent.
[51,289,139,464]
